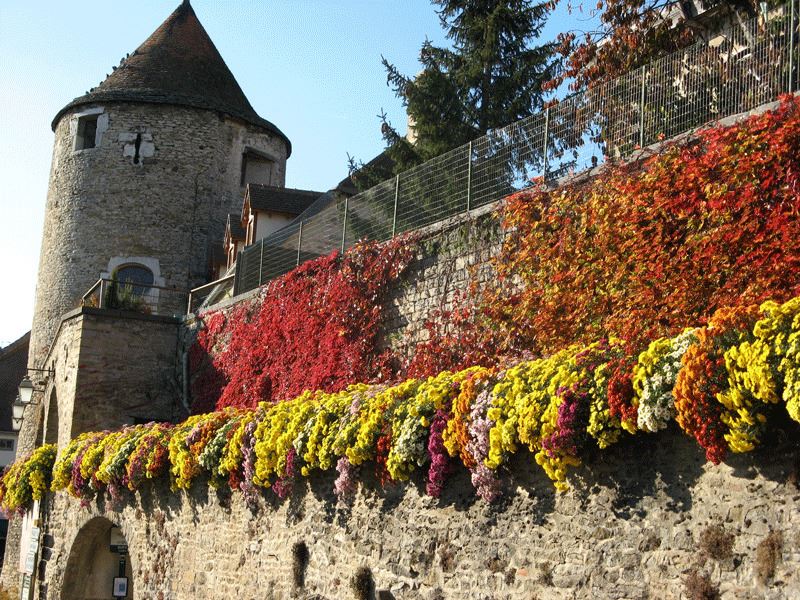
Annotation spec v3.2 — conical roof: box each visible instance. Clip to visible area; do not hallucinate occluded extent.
[52,1,291,155]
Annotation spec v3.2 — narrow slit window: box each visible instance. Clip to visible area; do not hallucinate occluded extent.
[76,115,99,150]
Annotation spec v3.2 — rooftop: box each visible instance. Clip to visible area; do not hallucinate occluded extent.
[246,184,323,217]
[226,214,246,241]
[0,332,30,433]
[51,0,291,155]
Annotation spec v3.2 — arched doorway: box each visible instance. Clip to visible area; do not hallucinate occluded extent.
[61,517,134,600]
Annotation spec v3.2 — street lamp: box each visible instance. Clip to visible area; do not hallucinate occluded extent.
[12,396,25,432]
[13,369,52,431]
[18,376,34,406]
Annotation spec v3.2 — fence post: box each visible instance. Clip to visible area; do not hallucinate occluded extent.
[258,240,264,286]
[466,141,473,213]
[391,176,399,237]
[341,195,349,253]
[296,221,304,266]
[98,279,106,309]
[639,66,647,149]
[790,0,797,92]
[542,106,550,178]
[233,255,241,296]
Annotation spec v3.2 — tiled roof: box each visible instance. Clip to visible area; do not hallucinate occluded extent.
[246,185,323,216]
[52,1,291,156]
[226,213,246,240]
[0,332,30,432]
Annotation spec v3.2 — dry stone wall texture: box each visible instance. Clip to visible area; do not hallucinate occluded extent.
[30,102,287,375]
[34,429,800,599]
[380,208,503,359]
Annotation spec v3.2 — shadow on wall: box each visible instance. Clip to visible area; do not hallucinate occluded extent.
[121,420,797,527]
[60,517,133,600]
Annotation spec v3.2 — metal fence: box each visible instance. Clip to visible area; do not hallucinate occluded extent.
[234,1,799,296]
[187,274,235,314]
[82,279,188,318]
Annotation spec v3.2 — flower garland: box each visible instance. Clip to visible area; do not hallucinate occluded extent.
[3,295,798,514]
[0,444,56,514]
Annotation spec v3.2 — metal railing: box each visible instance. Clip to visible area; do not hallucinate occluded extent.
[82,278,188,318]
[186,274,235,314]
[233,0,799,296]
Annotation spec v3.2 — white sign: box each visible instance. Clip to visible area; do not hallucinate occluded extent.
[110,527,128,554]
[19,574,31,600]
[18,501,39,574]
[112,577,128,598]
[23,527,39,575]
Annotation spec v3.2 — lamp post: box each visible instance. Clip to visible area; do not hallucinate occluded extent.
[12,396,25,432]
[18,376,34,406]
[13,369,52,431]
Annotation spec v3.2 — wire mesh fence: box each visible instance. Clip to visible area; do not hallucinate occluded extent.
[234,1,799,297]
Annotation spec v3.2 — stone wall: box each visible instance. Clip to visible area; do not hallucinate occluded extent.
[30,428,800,599]
[41,307,184,449]
[380,205,503,359]
[29,101,287,380]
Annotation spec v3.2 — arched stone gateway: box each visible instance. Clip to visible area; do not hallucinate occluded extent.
[61,517,134,600]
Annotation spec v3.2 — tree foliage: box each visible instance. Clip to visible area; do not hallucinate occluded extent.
[353,0,558,184]
[550,0,760,91]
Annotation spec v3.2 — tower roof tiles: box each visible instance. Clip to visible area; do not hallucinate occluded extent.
[52,0,291,156]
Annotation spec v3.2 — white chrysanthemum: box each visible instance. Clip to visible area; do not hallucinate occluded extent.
[637,329,697,432]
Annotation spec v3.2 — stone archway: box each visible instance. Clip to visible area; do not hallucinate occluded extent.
[61,517,134,600]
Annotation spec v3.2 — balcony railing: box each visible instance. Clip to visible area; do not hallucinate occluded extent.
[81,279,188,318]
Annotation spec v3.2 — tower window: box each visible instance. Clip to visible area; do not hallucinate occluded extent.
[240,149,274,186]
[114,264,155,295]
[76,115,99,150]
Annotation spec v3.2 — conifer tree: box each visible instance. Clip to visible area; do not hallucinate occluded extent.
[351,0,557,185]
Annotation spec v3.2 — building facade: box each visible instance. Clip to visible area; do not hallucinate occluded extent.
[3,2,293,594]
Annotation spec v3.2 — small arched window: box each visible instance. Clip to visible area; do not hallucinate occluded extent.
[106,264,156,311]
[115,264,154,294]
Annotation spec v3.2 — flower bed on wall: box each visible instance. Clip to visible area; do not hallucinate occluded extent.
[2,295,798,513]
[409,95,800,377]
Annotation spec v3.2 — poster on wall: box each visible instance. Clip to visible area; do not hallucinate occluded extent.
[19,574,31,600]
[112,577,128,598]
[18,500,39,574]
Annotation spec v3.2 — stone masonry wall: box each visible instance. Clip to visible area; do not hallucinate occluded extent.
[29,101,287,385]
[65,309,184,440]
[32,427,800,599]
[38,308,184,450]
[380,205,504,360]
[182,203,505,371]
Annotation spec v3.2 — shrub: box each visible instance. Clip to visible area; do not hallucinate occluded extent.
[754,531,783,584]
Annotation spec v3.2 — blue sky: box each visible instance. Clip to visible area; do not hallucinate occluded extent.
[0,0,594,347]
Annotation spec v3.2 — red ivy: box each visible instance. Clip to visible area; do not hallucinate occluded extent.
[411,95,800,376]
[190,239,414,411]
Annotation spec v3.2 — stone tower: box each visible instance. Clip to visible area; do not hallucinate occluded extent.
[23,0,290,448]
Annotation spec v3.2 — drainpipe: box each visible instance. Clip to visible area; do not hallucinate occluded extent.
[180,348,190,415]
